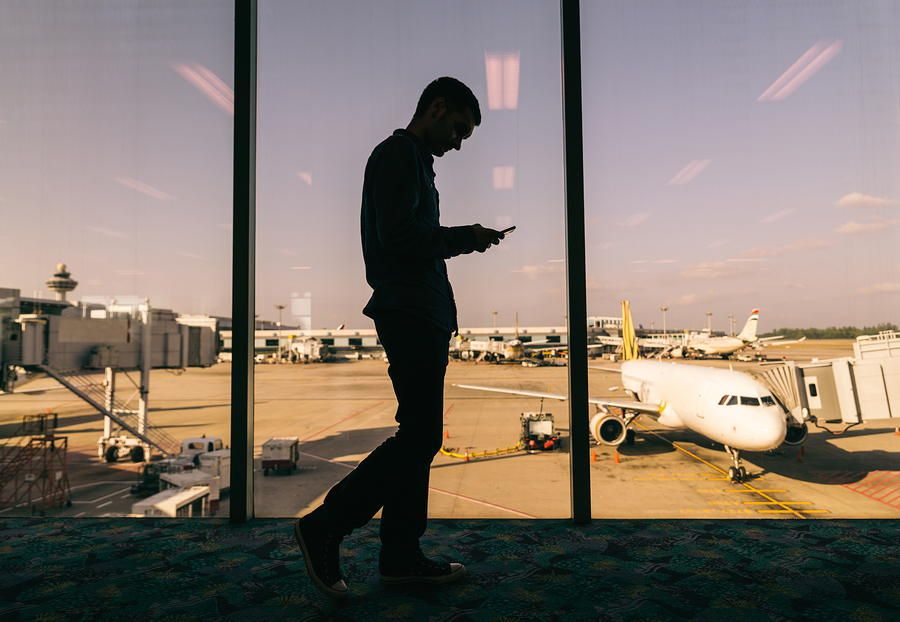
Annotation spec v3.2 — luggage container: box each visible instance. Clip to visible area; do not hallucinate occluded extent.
[261,437,300,475]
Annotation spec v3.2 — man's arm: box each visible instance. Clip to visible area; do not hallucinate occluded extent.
[373,140,498,258]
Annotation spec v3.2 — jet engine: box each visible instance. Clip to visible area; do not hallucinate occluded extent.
[589,412,628,446]
[783,422,808,446]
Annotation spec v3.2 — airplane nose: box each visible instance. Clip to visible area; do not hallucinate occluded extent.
[768,411,787,447]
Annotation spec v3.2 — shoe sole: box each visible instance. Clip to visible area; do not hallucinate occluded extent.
[380,564,467,586]
[294,520,348,599]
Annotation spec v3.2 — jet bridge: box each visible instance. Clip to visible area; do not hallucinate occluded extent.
[756,331,899,426]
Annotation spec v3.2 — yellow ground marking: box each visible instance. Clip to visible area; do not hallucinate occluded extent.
[631,421,818,519]
[698,489,787,493]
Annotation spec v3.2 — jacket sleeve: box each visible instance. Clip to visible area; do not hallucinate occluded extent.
[373,138,476,259]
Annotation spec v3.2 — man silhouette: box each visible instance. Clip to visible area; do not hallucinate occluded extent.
[294,77,504,598]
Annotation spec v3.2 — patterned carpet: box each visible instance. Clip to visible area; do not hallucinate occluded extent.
[0,518,897,621]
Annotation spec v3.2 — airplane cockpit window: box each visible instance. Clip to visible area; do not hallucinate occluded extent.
[761,396,777,406]
[740,396,761,406]
[727,396,738,406]
[718,395,730,405]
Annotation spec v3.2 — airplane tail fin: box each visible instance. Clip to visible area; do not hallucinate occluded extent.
[737,308,760,342]
[621,299,640,360]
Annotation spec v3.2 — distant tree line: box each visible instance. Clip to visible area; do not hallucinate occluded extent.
[760,323,899,340]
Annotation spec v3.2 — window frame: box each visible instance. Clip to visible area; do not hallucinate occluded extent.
[230,0,590,523]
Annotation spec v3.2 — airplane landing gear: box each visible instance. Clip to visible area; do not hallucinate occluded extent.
[725,446,749,483]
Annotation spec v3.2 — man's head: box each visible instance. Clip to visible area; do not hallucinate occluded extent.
[410,77,481,157]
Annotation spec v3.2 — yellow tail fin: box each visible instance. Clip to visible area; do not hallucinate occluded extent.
[621,299,639,360]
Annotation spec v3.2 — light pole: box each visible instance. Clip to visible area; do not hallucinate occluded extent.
[275,304,285,360]
[728,314,735,337]
[660,306,668,339]
[706,311,713,334]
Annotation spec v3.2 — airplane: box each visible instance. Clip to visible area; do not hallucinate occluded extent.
[591,308,805,360]
[679,309,805,358]
[454,301,809,483]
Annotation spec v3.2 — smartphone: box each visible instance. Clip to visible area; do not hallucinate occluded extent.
[499,226,516,235]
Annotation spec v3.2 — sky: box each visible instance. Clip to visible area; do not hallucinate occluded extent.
[1,0,898,332]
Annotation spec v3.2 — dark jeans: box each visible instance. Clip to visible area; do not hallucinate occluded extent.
[321,311,450,553]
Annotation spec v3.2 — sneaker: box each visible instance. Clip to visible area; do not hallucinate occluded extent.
[294,515,349,598]
[379,548,467,585]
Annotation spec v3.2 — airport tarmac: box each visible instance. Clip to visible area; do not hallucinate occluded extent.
[1,338,897,519]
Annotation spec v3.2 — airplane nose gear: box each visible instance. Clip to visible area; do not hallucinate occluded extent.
[724,445,749,483]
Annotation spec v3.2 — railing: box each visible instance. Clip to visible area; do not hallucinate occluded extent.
[37,365,180,456]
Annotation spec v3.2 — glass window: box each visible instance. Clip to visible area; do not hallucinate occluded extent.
[727,396,738,406]
[761,396,777,406]
[718,395,730,405]
[584,0,900,519]
[255,0,567,519]
[0,1,233,518]
[741,397,761,406]
[808,383,819,398]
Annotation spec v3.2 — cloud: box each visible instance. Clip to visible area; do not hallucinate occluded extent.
[835,220,895,235]
[622,213,649,227]
[858,282,900,295]
[741,238,832,259]
[173,63,234,115]
[512,264,564,279]
[835,192,897,208]
[760,209,794,224]
[631,259,678,265]
[667,160,710,186]
[175,251,203,260]
[290,266,312,271]
[85,226,129,240]
[758,40,843,102]
[708,239,729,249]
[115,177,174,201]
[679,261,749,280]
[547,258,564,264]
[675,293,697,305]
[115,269,144,276]
[297,171,313,186]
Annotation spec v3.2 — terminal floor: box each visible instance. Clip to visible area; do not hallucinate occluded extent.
[1,518,897,621]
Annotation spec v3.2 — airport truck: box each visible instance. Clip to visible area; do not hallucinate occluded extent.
[179,435,224,465]
[261,437,300,475]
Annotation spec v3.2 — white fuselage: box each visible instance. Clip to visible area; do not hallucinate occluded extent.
[619,360,787,451]
[687,334,749,356]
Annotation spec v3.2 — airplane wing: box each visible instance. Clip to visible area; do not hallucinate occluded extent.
[452,384,663,416]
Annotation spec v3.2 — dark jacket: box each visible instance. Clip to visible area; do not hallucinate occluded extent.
[361,129,476,333]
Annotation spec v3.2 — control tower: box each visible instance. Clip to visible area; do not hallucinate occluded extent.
[45,263,78,302]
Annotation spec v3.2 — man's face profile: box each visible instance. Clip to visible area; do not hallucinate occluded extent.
[425,98,475,157]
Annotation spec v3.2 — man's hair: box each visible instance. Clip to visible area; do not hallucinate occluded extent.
[414,77,481,125]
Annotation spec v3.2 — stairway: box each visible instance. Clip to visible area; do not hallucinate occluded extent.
[37,365,180,456]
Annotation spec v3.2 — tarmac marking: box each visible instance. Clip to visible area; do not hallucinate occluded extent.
[301,401,385,442]
[83,487,131,504]
[74,512,85,517]
[299,450,536,518]
[96,501,113,509]
[632,421,819,519]
[842,470,900,510]
[697,489,787,494]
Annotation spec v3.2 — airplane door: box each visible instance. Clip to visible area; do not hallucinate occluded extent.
[804,376,822,410]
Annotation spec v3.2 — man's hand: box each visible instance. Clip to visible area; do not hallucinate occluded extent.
[471,224,504,253]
